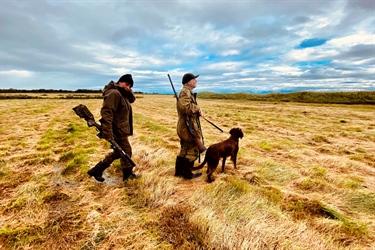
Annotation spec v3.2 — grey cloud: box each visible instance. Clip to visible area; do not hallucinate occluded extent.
[336,44,375,60]
[292,16,310,24]
[347,0,375,10]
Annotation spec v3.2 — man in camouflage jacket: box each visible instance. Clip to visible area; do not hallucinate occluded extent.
[175,73,205,179]
[87,74,137,182]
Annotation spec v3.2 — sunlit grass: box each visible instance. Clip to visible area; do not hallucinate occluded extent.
[0,95,374,249]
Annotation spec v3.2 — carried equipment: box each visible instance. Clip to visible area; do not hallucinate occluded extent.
[168,74,206,153]
[73,104,136,167]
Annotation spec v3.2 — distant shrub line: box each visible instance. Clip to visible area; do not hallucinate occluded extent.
[0,94,144,100]
[0,89,102,93]
[0,94,103,100]
[198,91,375,104]
[0,89,374,104]
[0,89,143,100]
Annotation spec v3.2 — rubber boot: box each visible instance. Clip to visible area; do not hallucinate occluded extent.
[182,159,202,179]
[175,156,185,177]
[87,161,110,182]
[122,167,137,181]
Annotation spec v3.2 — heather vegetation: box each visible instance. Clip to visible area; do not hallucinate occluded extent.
[198,91,375,104]
[0,94,374,249]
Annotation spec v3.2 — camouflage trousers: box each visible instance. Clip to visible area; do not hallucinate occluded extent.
[178,140,199,162]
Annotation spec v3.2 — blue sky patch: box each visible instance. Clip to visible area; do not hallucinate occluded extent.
[294,60,332,67]
[298,38,328,48]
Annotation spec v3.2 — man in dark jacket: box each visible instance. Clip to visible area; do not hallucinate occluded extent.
[175,73,204,179]
[87,74,137,182]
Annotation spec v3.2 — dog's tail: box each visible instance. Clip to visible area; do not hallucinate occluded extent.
[191,158,206,171]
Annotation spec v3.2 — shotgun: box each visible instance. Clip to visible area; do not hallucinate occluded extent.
[168,74,206,153]
[72,104,136,167]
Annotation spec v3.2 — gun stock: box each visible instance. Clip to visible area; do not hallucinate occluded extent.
[183,116,206,153]
[193,137,206,153]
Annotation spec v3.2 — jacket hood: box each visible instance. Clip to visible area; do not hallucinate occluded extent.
[102,80,136,103]
[102,81,117,95]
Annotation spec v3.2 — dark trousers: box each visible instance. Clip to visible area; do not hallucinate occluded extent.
[103,135,133,169]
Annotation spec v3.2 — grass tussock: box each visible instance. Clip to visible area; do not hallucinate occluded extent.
[0,95,374,249]
[156,204,209,249]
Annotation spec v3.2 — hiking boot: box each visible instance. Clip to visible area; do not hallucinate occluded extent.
[182,158,202,179]
[175,156,185,177]
[87,161,110,182]
[122,167,138,181]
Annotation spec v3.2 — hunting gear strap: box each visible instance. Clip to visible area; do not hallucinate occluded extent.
[193,92,204,162]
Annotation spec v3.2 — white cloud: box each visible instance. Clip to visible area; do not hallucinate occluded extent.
[269,66,302,76]
[284,47,338,62]
[0,70,35,77]
[206,61,246,71]
[328,33,375,46]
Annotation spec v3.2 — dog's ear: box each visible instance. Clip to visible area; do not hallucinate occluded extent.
[229,128,234,135]
[239,130,244,139]
[236,128,244,139]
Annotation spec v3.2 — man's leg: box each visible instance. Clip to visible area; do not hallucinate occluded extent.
[177,141,202,179]
[87,152,118,182]
[118,136,137,181]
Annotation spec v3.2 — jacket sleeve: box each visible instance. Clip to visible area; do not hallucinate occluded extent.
[126,89,136,103]
[177,88,200,116]
[100,91,120,140]
[119,88,136,103]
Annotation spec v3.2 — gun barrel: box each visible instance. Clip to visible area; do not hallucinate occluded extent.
[110,139,136,167]
[168,74,179,101]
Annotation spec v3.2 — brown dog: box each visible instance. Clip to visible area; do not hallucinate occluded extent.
[192,128,244,182]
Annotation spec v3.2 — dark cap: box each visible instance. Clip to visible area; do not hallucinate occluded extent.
[182,73,199,85]
[118,74,134,87]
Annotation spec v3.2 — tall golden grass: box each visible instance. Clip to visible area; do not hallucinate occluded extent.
[0,95,374,249]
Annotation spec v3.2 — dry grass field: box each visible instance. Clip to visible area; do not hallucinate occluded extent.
[0,94,374,250]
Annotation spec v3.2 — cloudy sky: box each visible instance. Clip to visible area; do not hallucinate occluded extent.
[1,0,374,94]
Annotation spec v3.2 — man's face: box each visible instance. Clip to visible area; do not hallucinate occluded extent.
[187,78,197,89]
[119,82,132,91]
